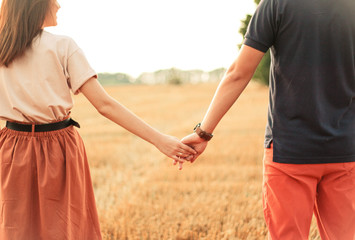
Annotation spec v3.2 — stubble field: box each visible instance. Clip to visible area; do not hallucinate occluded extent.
[71,82,320,240]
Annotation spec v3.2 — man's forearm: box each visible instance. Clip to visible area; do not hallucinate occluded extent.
[199,45,265,133]
[200,71,251,133]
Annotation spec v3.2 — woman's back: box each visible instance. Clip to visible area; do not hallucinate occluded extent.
[0,31,96,123]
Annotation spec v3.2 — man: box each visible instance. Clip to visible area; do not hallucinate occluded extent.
[181,0,355,238]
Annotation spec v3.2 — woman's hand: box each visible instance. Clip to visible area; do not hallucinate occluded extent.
[153,133,197,170]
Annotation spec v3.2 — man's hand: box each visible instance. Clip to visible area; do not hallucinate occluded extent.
[180,133,208,163]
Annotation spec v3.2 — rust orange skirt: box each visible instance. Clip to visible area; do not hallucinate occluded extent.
[0,126,102,240]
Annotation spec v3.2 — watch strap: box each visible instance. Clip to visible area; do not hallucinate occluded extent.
[194,123,213,141]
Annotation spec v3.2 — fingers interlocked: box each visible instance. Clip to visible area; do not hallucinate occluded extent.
[168,139,197,170]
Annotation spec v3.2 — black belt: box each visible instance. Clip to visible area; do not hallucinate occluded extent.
[6,118,80,132]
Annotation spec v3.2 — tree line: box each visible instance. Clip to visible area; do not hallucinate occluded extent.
[98,68,226,86]
[98,0,270,86]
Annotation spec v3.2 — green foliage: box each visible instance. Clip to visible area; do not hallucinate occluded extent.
[167,68,183,85]
[239,14,252,47]
[98,73,134,86]
[239,0,270,86]
[167,77,182,85]
[254,51,270,85]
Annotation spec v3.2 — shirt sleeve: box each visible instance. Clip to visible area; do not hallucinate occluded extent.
[244,0,279,53]
[66,39,97,95]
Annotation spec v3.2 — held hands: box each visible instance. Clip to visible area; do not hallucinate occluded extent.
[180,132,208,164]
[155,133,197,170]
[154,131,209,170]
[175,124,211,168]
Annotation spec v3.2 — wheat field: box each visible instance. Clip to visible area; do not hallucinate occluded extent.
[3,82,321,239]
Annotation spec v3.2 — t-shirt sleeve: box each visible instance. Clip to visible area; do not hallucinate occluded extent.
[66,39,97,95]
[244,0,279,53]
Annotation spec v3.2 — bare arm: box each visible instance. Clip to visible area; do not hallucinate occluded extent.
[200,45,265,132]
[79,78,197,167]
[182,45,265,161]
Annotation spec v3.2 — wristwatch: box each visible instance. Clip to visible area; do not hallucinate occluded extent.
[194,123,213,141]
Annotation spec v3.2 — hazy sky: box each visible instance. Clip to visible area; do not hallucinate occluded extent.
[46,1,257,77]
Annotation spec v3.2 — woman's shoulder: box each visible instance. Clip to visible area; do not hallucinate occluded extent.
[41,31,77,45]
[37,31,80,55]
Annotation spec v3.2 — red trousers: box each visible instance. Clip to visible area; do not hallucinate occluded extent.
[0,126,102,240]
[263,145,355,240]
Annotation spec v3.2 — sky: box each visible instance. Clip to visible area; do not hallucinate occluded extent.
[46,0,257,77]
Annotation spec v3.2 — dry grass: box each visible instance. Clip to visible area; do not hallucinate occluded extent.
[1,82,321,239]
[72,82,322,239]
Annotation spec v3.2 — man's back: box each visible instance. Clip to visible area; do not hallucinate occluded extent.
[245,0,355,163]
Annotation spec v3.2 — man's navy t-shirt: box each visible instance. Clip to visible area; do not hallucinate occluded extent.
[244,0,355,164]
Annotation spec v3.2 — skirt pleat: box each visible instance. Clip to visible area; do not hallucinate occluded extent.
[0,126,102,240]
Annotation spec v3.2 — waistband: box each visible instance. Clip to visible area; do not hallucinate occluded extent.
[6,118,80,133]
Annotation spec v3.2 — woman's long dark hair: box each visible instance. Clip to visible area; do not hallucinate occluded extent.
[0,0,51,67]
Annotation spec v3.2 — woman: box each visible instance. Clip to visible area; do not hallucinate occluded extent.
[0,0,196,239]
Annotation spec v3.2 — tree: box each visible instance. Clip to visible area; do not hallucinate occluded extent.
[239,0,270,85]
[169,68,183,85]
[97,72,134,85]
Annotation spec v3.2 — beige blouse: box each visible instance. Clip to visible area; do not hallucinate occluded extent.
[0,31,96,123]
